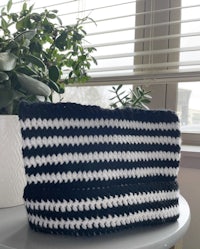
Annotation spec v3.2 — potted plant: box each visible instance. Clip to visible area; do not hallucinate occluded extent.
[0,0,96,207]
[109,84,152,109]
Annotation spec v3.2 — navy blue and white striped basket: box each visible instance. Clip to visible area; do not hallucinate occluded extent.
[19,102,181,236]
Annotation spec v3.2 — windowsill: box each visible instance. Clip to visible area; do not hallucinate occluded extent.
[181,145,200,158]
[181,145,200,169]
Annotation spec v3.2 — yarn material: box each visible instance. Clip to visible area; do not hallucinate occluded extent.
[19,102,181,236]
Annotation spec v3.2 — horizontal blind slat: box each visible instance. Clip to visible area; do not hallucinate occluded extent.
[88,45,200,55]
[88,22,200,36]
[90,60,200,69]
[63,71,200,86]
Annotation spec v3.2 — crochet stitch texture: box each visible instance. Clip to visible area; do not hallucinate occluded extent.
[19,102,181,236]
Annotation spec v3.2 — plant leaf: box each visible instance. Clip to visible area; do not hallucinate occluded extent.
[116,84,123,92]
[48,79,60,93]
[16,65,37,76]
[55,31,68,50]
[144,94,152,99]
[22,2,27,12]
[0,88,14,109]
[30,13,41,22]
[10,13,18,22]
[0,52,17,71]
[49,65,60,82]
[46,13,56,19]
[23,54,46,70]
[16,16,31,31]
[7,0,12,12]
[140,102,149,110]
[56,16,62,26]
[0,72,9,83]
[17,73,51,97]
[109,96,117,101]
[91,56,97,65]
[14,29,36,41]
[1,17,8,31]
[141,98,151,103]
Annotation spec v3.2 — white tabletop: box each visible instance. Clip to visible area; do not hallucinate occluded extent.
[0,195,190,249]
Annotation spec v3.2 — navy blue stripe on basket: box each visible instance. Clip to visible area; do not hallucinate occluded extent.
[23,181,179,201]
[19,102,179,123]
[22,143,180,159]
[24,160,180,177]
[20,126,181,140]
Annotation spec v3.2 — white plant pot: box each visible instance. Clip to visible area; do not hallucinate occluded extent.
[0,115,26,208]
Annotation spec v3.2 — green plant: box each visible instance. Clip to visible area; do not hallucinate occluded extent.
[0,0,96,114]
[109,84,152,109]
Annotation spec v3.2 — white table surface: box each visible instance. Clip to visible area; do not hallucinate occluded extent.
[0,195,190,249]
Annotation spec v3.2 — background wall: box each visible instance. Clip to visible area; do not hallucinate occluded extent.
[178,151,200,249]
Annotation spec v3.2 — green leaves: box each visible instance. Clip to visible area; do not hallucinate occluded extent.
[0,52,17,71]
[7,0,12,12]
[0,88,13,109]
[16,65,37,76]
[109,85,152,109]
[1,17,8,30]
[55,31,68,50]
[14,29,36,41]
[73,31,83,41]
[0,0,96,114]
[49,65,60,82]
[16,17,29,31]
[48,66,63,93]
[0,72,9,82]
[30,13,41,22]
[130,86,152,109]
[17,73,51,97]
[23,54,46,70]
[22,2,27,13]
[46,13,57,19]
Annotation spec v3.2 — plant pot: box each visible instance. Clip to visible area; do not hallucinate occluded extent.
[0,115,26,208]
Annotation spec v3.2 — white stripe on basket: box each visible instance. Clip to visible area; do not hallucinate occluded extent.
[20,117,180,131]
[25,190,179,212]
[24,150,181,168]
[22,134,181,149]
[26,166,179,184]
[28,205,179,230]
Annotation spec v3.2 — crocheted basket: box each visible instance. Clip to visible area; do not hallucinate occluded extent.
[19,102,181,236]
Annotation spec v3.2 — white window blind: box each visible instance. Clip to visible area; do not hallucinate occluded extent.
[2,0,200,85]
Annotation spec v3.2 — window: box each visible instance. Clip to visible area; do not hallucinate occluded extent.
[177,0,200,137]
[178,83,200,133]
[1,0,200,144]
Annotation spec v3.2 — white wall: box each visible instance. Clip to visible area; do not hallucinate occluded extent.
[178,154,200,249]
